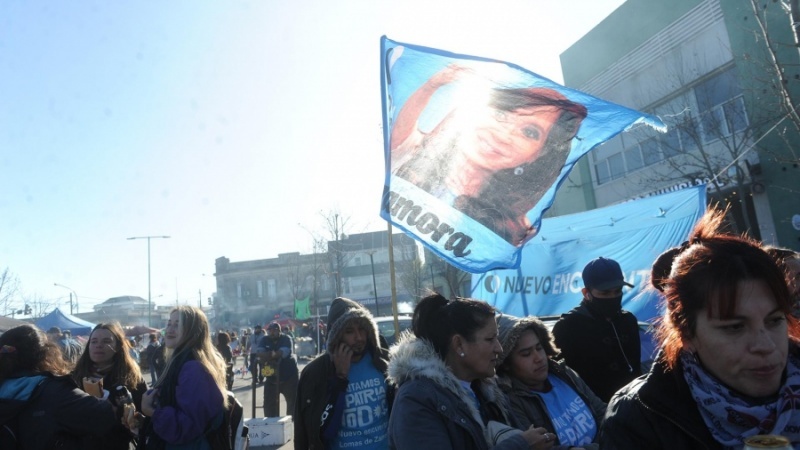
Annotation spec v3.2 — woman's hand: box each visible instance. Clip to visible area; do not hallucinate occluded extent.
[521,426,555,449]
[140,388,158,417]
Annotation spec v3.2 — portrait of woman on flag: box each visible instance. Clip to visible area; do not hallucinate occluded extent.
[389,64,587,245]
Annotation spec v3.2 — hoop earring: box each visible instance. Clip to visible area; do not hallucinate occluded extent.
[514,167,524,176]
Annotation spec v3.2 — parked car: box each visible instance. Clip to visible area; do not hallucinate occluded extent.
[374,315,412,347]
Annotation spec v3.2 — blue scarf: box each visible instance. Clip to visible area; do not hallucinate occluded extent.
[681,350,800,448]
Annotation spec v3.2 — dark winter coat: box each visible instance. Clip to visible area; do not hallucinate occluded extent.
[552,301,642,402]
[294,297,392,450]
[497,360,606,450]
[387,335,528,450]
[599,351,725,449]
[0,372,116,450]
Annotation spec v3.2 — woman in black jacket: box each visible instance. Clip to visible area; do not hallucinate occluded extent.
[0,324,116,450]
[216,331,234,390]
[72,322,148,450]
[600,208,800,449]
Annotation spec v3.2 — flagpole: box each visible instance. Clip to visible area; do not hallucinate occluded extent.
[386,222,400,338]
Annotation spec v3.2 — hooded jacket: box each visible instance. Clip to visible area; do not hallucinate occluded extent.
[0,372,116,450]
[294,297,393,450]
[495,313,606,450]
[387,333,528,450]
[497,362,606,450]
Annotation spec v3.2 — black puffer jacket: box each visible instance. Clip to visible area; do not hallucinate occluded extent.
[0,373,116,450]
[600,352,722,449]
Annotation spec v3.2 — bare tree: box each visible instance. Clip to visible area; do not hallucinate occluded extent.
[0,268,20,316]
[397,257,426,301]
[281,253,305,312]
[746,0,800,157]
[319,209,353,297]
[442,262,471,299]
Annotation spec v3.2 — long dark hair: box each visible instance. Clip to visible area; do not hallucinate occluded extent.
[657,207,800,369]
[455,88,587,244]
[72,322,143,390]
[412,293,496,360]
[0,324,69,380]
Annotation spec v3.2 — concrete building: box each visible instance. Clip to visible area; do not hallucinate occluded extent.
[552,0,800,248]
[213,230,422,327]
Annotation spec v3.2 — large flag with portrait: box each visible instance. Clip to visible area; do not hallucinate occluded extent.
[380,36,667,273]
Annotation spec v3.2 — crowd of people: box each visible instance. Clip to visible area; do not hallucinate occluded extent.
[1,206,799,449]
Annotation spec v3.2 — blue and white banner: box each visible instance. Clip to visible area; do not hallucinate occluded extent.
[471,185,707,322]
[380,36,667,273]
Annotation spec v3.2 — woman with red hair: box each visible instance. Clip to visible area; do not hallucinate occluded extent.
[600,208,800,448]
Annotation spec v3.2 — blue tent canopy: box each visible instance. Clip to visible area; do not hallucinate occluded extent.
[35,308,96,336]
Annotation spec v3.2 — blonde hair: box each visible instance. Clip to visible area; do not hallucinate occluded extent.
[157,306,229,407]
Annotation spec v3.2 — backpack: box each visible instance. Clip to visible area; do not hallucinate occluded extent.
[206,391,249,450]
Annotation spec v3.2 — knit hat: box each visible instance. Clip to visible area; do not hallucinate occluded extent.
[496,314,557,368]
[326,297,381,355]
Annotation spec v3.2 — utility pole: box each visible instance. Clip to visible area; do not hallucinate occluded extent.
[367,251,379,316]
[127,235,171,327]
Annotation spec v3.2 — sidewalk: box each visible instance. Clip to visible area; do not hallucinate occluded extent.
[230,359,309,450]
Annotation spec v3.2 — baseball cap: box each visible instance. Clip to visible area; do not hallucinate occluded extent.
[267,322,280,330]
[582,257,634,290]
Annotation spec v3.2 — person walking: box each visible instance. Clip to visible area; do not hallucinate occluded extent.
[216,331,235,391]
[552,257,641,402]
[257,322,298,418]
[248,325,265,383]
[46,327,83,365]
[144,333,161,386]
[294,297,394,450]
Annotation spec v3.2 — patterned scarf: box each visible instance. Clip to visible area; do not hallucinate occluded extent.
[681,350,800,448]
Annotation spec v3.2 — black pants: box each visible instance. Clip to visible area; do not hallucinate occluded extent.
[249,356,262,381]
[263,375,298,418]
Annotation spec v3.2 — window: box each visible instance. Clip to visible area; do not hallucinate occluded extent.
[695,67,745,143]
[267,279,277,298]
[257,280,263,298]
[608,153,625,180]
[236,283,242,298]
[595,160,611,185]
[641,139,662,166]
[624,146,644,171]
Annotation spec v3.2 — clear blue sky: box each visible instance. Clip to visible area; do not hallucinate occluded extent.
[0,0,625,314]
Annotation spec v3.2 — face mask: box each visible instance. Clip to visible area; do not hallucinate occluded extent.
[587,294,623,317]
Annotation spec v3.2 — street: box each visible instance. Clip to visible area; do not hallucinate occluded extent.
[230,358,309,450]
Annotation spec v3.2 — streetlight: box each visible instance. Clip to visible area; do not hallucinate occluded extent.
[127,235,171,327]
[53,283,78,315]
[366,251,379,316]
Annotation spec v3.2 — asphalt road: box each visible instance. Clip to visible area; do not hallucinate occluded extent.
[230,357,310,450]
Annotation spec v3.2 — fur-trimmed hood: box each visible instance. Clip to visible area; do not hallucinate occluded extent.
[388,331,515,447]
[326,297,381,356]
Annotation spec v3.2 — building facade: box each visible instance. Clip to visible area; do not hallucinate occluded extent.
[553,0,800,249]
[213,230,423,327]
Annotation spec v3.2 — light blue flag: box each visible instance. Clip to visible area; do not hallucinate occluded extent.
[471,185,707,322]
[380,36,667,273]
